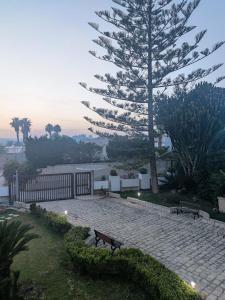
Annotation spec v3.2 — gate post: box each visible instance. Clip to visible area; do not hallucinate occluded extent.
[91,171,94,195]
[15,170,19,202]
[71,173,75,199]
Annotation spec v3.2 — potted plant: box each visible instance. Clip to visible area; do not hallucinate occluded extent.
[109,170,121,192]
[139,168,150,190]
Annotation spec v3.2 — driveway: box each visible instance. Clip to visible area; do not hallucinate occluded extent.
[40,197,225,300]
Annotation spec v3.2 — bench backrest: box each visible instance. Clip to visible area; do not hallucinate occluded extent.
[180,201,200,210]
[94,230,114,245]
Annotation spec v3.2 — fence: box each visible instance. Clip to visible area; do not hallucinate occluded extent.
[9,172,92,203]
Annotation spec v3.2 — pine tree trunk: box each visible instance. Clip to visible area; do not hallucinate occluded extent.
[148,0,159,194]
[16,131,19,144]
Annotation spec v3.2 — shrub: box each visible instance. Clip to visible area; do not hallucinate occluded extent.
[64,226,90,244]
[45,212,71,234]
[3,160,38,182]
[139,168,148,174]
[64,227,201,300]
[30,203,46,217]
[30,204,71,234]
[197,171,225,204]
[0,220,38,299]
[110,169,118,176]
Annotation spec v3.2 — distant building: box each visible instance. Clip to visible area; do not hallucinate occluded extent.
[5,145,25,154]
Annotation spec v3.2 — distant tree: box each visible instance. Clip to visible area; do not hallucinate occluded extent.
[25,136,101,168]
[157,83,225,177]
[0,145,5,154]
[20,118,32,142]
[53,124,62,136]
[80,0,224,193]
[3,160,38,182]
[45,123,54,138]
[10,118,20,144]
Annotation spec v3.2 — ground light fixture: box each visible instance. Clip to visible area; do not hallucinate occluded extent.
[64,210,68,216]
[137,192,141,197]
[190,281,196,289]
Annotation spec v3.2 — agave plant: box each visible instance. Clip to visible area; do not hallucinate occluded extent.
[0,220,38,299]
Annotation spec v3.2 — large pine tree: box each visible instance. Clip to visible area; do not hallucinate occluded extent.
[80,0,224,193]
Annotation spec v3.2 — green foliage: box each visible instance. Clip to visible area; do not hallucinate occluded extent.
[110,169,118,176]
[64,226,90,245]
[0,220,38,299]
[139,168,148,174]
[3,161,38,182]
[157,83,225,178]
[0,145,5,154]
[25,135,101,168]
[81,0,224,193]
[64,227,201,300]
[45,212,71,234]
[107,136,150,160]
[197,171,225,204]
[30,203,71,234]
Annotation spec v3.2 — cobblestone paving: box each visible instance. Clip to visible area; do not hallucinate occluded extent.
[41,197,225,299]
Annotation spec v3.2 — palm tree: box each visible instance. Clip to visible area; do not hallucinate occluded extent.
[20,118,32,142]
[0,220,38,298]
[45,123,54,138]
[10,118,20,144]
[53,125,61,136]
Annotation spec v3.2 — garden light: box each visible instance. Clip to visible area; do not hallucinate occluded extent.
[190,281,196,289]
[138,192,141,197]
[64,210,68,216]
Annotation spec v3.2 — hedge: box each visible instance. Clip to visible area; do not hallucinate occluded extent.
[29,205,202,299]
[30,203,71,234]
[65,227,202,300]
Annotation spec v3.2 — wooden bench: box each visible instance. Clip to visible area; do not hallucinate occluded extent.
[176,201,200,219]
[94,230,123,253]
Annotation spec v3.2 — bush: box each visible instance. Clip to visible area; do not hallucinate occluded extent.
[30,204,71,234]
[139,168,148,174]
[197,171,225,204]
[110,169,118,176]
[3,160,38,182]
[45,212,71,234]
[64,227,201,300]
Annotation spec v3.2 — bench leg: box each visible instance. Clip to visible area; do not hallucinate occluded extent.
[95,237,100,247]
[111,245,117,254]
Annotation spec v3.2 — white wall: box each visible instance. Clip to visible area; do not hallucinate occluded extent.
[41,160,171,179]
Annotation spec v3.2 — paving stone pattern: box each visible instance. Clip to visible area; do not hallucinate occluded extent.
[40,197,225,299]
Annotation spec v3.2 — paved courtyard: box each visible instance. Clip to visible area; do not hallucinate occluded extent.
[41,197,225,300]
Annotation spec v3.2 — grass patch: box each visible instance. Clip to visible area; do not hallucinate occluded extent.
[12,213,147,300]
[120,190,225,222]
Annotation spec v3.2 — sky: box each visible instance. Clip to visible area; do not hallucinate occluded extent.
[0,0,225,138]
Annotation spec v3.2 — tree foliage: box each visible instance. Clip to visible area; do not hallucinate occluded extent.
[25,136,102,168]
[3,161,38,182]
[10,118,21,144]
[80,0,224,193]
[157,83,225,177]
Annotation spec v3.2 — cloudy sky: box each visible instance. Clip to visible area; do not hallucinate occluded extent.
[0,0,225,138]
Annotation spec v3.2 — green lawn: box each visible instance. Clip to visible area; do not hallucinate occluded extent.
[12,213,147,300]
[120,190,225,222]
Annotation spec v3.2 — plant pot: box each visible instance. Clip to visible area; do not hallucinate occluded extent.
[109,176,121,192]
[139,174,150,190]
[218,197,225,213]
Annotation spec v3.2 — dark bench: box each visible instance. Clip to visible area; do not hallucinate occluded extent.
[176,201,200,219]
[94,230,123,253]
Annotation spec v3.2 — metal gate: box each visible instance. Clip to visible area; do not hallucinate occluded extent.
[9,173,74,203]
[75,172,91,196]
